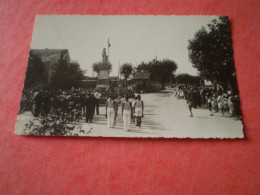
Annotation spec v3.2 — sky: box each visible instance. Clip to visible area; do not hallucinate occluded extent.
[31,15,218,76]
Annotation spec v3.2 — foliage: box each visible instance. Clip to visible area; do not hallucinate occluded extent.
[120,63,133,85]
[24,51,47,89]
[136,59,178,85]
[188,16,237,91]
[175,74,201,85]
[50,60,84,90]
[24,114,86,136]
[135,61,150,73]
[92,62,112,73]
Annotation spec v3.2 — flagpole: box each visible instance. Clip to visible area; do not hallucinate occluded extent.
[107,38,110,61]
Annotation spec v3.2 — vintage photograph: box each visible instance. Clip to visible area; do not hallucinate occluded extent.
[15,15,244,138]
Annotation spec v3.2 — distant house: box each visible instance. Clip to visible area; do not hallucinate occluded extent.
[30,49,70,83]
[132,72,151,92]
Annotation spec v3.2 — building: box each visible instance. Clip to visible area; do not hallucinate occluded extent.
[30,49,70,83]
[132,72,151,92]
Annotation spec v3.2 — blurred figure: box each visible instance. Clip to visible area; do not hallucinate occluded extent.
[94,89,101,115]
[106,95,115,128]
[129,95,136,122]
[85,93,95,123]
[80,91,86,115]
[32,90,43,117]
[208,94,214,116]
[122,96,132,131]
[217,93,224,116]
[134,95,144,128]
[186,89,194,117]
[113,95,120,124]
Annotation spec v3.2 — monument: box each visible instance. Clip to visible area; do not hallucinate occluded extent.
[96,48,110,88]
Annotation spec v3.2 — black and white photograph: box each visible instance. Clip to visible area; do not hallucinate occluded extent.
[15,15,244,138]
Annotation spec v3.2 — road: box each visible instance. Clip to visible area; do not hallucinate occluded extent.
[15,90,244,138]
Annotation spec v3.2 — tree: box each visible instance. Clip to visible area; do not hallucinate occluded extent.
[50,60,84,90]
[120,63,133,86]
[188,16,237,91]
[92,62,112,74]
[136,59,178,87]
[175,74,201,85]
[156,59,178,86]
[24,51,47,89]
[135,61,150,73]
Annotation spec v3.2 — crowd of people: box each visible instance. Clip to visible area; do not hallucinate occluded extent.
[19,83,241,135]
[172,85,241,119]
[19,88,144,132]
[26,89,102,123]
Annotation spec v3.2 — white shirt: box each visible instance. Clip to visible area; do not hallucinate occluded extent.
[94,92,101,99]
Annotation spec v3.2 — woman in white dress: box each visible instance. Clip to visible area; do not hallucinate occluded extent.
[122,96,132,132]
[105,95,115,128]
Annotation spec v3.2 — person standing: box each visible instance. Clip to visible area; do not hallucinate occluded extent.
[223,94,229,115]
[105,95,115,128]
[113,95,120,124]
[80,91,86,116]
[32,90,43,117]
[217,93,224,116]
[208,94,214,116]
[129,95,135,122]
[86,93,96,123]
[187,89,194,117]
[134,95,144,127]
[94,89,101,115]
[122,96,132,132]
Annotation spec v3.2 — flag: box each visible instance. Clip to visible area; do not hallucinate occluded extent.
[107,38,111,47]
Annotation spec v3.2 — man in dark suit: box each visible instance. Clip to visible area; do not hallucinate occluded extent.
[85,93,96,123]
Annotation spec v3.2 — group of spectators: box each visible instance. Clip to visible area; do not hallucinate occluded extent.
[172,85,241,119]
[20,88,102,123]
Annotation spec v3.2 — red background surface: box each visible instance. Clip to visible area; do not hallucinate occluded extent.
[0,0,260,194]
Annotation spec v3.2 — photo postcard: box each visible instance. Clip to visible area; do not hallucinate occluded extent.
[15,15,244,138]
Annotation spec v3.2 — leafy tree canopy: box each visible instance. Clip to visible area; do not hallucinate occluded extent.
[136,59,178,85]
[92,62,112,74]
[175,73,201,85]
[188,16,237,91]
[24,51,47,90]
[50,60,84,90]
[120,63,133,85]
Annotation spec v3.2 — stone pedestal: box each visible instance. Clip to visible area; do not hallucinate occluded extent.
[97,66,109,88]
[96,48,110,88]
